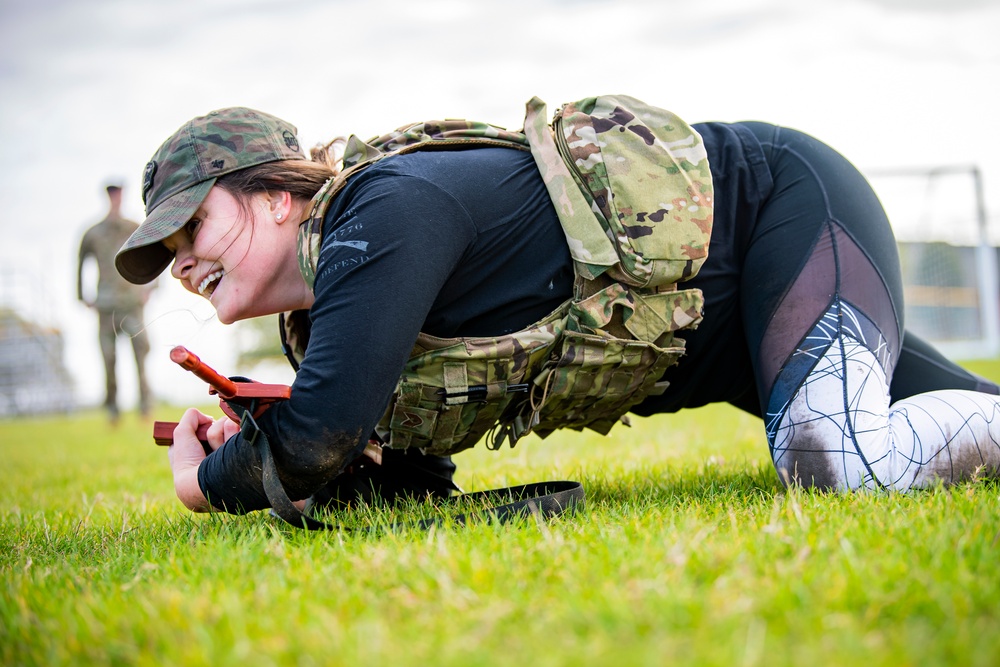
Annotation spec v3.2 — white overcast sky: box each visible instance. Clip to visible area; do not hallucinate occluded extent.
[1,0,998,408]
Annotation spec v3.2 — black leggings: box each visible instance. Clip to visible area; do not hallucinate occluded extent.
[740,122,996,406]
[738,122,999,489]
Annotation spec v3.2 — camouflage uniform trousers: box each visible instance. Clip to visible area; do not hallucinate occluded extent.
[97,307,151,417]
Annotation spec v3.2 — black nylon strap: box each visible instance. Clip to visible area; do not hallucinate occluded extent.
[241,411,341,530]
[234,403,584,532]
[411,480,585,529]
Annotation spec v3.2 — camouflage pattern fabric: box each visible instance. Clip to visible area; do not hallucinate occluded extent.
[379,306,567,455]
[79,214,150,310]
[524,95,714,288]
[117,107,305,285]
[289,96,712,455]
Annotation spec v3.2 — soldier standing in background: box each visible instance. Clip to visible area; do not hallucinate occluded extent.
[77,182,155,424]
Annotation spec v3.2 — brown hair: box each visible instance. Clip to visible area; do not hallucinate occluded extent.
[213,136,347,220]
[215,159,335,205]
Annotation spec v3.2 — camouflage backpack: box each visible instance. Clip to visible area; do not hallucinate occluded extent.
[523,96,713,289]
[285,95,713,455]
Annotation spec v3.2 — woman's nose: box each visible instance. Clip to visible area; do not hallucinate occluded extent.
[171,246,195,281]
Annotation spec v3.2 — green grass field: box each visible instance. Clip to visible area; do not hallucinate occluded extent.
[3,360,999,667]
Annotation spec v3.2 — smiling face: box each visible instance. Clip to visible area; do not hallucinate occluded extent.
[164,185,313,324]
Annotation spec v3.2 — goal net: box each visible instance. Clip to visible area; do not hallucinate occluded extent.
[866,165,1000,360]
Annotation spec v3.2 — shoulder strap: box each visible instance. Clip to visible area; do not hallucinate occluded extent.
[297,120,531,290]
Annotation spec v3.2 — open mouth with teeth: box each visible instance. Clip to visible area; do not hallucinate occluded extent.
[198,270,224,297]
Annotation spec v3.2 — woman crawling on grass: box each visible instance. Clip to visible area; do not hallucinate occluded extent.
[115,99,1000,523]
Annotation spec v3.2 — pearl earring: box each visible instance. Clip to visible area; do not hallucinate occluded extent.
[276,213,283,221]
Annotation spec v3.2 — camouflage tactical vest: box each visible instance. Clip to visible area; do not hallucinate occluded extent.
[283,95,713,456]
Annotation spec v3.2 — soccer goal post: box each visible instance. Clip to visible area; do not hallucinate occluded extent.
[866,165,1000,360]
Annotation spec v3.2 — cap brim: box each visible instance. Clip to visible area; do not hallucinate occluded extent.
[115,178,215,284]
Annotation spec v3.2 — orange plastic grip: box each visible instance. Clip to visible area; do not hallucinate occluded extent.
[170,346,239,398]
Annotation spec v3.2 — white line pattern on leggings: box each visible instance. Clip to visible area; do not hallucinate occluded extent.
[766,300,1000,490]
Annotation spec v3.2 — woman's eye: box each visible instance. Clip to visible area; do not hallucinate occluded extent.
[185,218,201,240]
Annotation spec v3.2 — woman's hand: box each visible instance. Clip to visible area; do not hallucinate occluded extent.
[168,408,239,512]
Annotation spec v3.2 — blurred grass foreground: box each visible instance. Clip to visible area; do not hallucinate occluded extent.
[2,360,999,667]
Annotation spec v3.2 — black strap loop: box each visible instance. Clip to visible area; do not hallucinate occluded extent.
[230,397,584,532]
[412,480,585,529]
[239,409,338,530]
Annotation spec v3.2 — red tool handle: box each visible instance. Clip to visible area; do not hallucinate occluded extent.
[151,346,291,447]
[153,421,211,446]
[170,346,239,398]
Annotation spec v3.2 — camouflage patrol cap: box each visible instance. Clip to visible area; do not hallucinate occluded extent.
[115,107,305,284]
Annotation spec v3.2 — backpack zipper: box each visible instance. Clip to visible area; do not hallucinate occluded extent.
[552,115,646,286]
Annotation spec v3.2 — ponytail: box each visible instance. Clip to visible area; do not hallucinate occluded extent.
[215,159,335,205]
[310,136,347,177]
